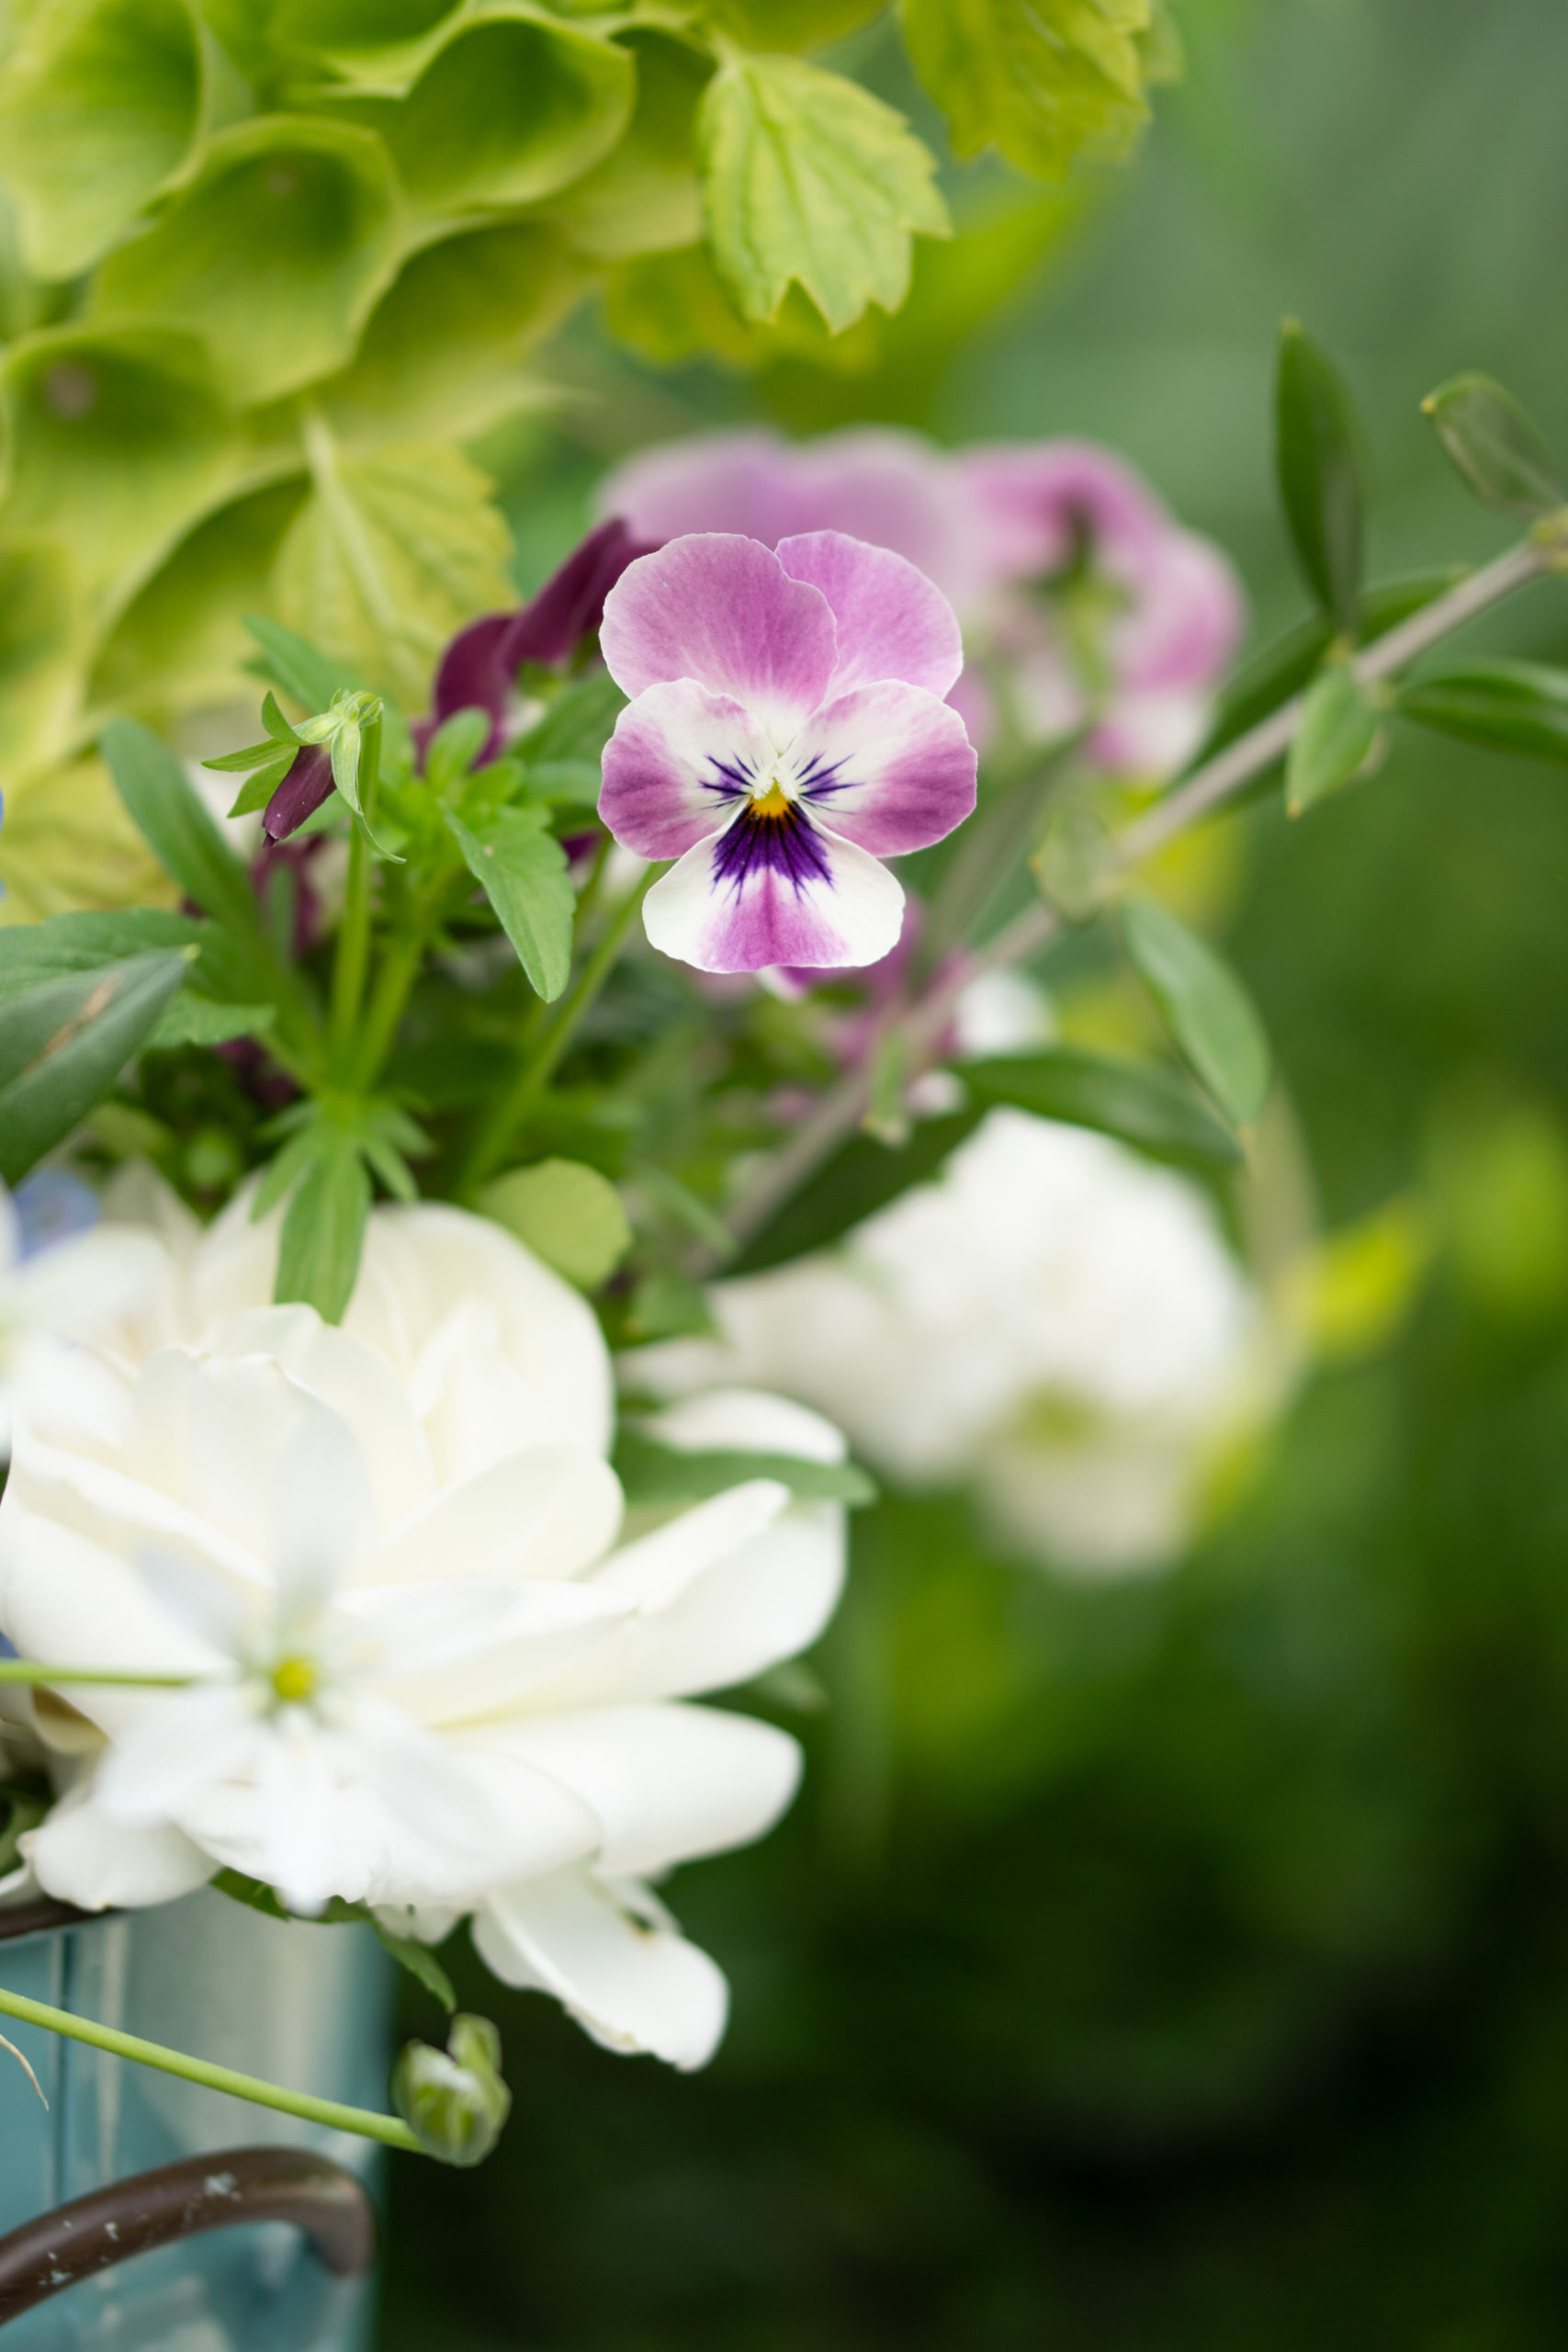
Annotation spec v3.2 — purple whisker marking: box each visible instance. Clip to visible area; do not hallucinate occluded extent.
[711,798,831,899]
[705,754,758,805]
[794,752,851,804]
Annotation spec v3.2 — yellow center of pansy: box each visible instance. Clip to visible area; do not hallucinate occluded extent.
[750,779,795,820]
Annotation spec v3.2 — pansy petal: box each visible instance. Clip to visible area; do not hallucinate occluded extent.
[644,821,905,974]
[600,682,779,860]
[776,530,964,699]
[600,536,836,741]
[789,681,976,856]
[474,1866,728,2070]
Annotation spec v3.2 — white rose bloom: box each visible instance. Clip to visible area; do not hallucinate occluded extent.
[628,1107,1269,1577]
[0,1179,166,1455]
[1,1188,847,2069]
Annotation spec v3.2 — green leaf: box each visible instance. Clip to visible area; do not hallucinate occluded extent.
[729,1111,979,1276]
[1286,660,1385,815]
[0,950,193,1184]
[445,806,574,1001]
[0,325,238,598]
[614,1430,877,1509]
[99,715,258,936]
[272,440,514,710]
[964,1048,1245,1165]
[1275,319,1365,634]
[374,1922,457,2015]
[424,707,493,792]
[903,0,1153,183]
[705,0,886,45]
[479,1159,631,1290]
[698,54,949,333]
[0,909,203,994]
[0,540,86,782]
[321,220,590,448]
[147,993,275,1049]
[1422,372,1565,519]
[316,6,634,216]
[93,116,403,408]
[227,762,295,817]
[1120,897,1271,1132]
[1399,658,1568,768]
[515,669,626,770]
[543,28,708,263]
[0,0,206,278]
[0,755,174,926]
[273,1133,371,1324]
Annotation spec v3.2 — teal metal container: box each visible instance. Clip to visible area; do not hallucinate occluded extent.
[0,1891,390,2349]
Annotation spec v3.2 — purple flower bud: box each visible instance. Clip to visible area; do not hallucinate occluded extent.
[420,518,657,766]
[262,741,335,843]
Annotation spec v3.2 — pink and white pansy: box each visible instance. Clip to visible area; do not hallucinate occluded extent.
[597,531,978,974]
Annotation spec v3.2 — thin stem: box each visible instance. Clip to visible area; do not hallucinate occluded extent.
[330,719,380,1074]
[462,869,655,1193]
[713,534,1552,1262]
[0,1663,194,1689]
[0,1984,422,2157]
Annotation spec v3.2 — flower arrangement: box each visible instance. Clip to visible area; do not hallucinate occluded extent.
[2,323,1567,2184]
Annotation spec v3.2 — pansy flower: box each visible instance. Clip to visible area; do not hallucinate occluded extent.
[597,532,977,973]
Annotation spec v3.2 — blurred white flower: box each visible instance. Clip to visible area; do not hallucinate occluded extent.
[0,1175,166,1455]
[2,1191,848,2069]
[628,1109,1278,1577]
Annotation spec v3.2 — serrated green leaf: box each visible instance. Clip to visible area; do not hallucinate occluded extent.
[964,1049,1244,1165]
[480,1158,631,1290]
[0,950,192,1184]
[1399,659,1568,767]
[1422,373,1564,519]
[93,116,403,408]
[1121,897,1271,1133]
[0,755,175,927]
[903,0,1152,182]
[0,324,238,600]
[445,805,574,1001]
[274,1133,371,1323]
[698,54,948,333]
[322,220,590,449]
[148,992,275,1049]
[271,441,514,709]
[1276,320,1365,633]
[1286,660,1384,816]
[0,0,205,278]
[315,6,633,215]
[614,1431,877,1509]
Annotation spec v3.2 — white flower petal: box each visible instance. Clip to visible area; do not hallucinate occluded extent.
[368,1447,623,1591]
[474,1866,729,2070]
[26,1789,214,1911]
[12,1227,167,1341]
[640,1386,847,1465]
[96,1684,265,1825]
[590,1480,789,1613]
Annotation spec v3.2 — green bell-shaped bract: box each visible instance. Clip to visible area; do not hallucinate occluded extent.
[93,116,404,406]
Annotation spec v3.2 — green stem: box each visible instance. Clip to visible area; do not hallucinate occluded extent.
[330,718,380,1075]
[462,869,655,1193]
[0,1984,422,2157]
[354,925,425,1090]
[0,1663,193,1689]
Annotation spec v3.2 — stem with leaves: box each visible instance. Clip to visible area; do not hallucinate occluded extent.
[330,718,382,1075]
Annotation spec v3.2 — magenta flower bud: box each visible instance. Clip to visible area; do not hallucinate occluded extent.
[261,741,334,843]
[422,518,655,767]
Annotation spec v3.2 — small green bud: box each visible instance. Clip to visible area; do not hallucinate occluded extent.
[390,2013,511,2168]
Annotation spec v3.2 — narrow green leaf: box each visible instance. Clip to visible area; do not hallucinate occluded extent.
[1120,898,1271,1132]
[1423,373,1564,518]
[698,54,949,332]
[1276,319,1365,632]
[0,950,191,1184]
[202,738,290,775]
[226,761,294,818]
[1399,658,1568,766]
[273,1137,371,1325]
[614,1432,877,1509]
[515,670,626,769]
[863,1031,910,1147]
[147,995,276,1051]
[729,1111,980,1276]
[964,1048,1244,1165]
[1286,661,1385,815]
[424,707,491,792]
[479,1159,631,1291]
[243,614,367,714]
[445,807,574,1001]
[100,716,258,937]
[374,1924,457,2016]
[0,910,202,994]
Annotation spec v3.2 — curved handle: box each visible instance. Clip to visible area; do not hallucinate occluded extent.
[0,2146,376,2325]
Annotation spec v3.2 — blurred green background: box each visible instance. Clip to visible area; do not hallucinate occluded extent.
[381,2,1568,2344]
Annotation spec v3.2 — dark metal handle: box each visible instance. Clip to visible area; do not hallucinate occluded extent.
[0,2147,377,2324]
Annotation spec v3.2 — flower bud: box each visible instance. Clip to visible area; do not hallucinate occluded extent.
[390,2013,512,2168]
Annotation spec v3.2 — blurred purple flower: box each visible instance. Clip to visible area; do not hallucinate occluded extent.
[598,531,976,974]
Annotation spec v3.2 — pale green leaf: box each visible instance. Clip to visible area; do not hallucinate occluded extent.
[480,1158,631,1290]
[445,804,574,1000]
[273,1132,371,1324]
[903,0,1152,182]
[698,54,949,332]
[321,221,589,448]
[0,538,86,780]
[544,28,707,261]
[271,439,514,708]
[0,755,176,927]
[314,6,634,217]
[93,116,404,407]
[1121,896,1272,1133]
[705,0,886,47]
[1286,661,1384,816]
